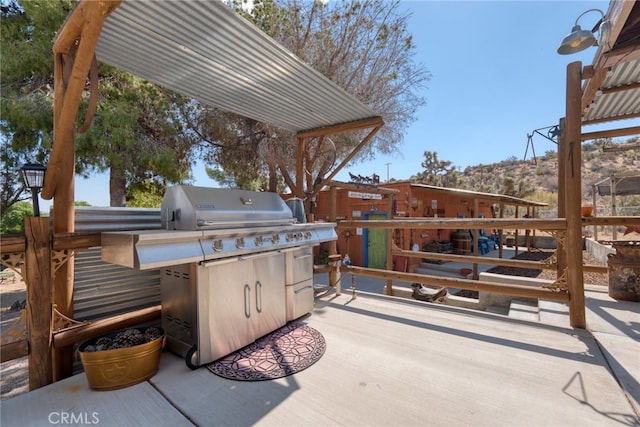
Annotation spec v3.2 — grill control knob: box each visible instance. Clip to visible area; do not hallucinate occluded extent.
[212,240,224,251]
[272,234,280,244]
[254,236,263,246]
[235,237,245,249]
[286,233,294,242]
[304,231,312,240]
[294,232,303,241]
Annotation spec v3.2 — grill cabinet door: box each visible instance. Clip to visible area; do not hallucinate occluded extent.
[250,252,286,339]
[197,257,254,363]
[197,251,286,364]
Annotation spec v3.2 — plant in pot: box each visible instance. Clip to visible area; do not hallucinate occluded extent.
[78,327,165,391]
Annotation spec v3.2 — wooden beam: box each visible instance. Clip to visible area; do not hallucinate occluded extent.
[557,118,567,279]
[295,137,305,199]
[52,0,122,54]
[336,218,566,230]
[0,235,26,254]
[602,43,640,68]
[583,112,640,126]
[582,216,640,227]
[394,248,607,274]
[52,305,161,349]
[296,116,384,139]
[53,232,101,250]
[581,126,640,141]
[0,340,28,363]
[43,0,122,200]
[346,266,569,302]
[312,125,383,195]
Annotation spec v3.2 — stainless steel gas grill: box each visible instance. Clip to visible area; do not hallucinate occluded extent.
[101,185,336,368]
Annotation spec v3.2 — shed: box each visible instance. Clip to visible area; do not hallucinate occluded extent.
[311,180,546,268]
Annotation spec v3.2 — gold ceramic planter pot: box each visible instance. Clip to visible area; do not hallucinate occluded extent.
[78,328,165,391]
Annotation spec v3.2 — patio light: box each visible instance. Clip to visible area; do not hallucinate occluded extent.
[19,163,47,217]
[557,8,611,55]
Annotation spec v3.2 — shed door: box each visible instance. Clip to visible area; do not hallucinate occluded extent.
[364,213,387,269]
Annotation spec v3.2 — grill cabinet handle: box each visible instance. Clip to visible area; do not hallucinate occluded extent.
[244,284,251,318]
[255,281,262,313]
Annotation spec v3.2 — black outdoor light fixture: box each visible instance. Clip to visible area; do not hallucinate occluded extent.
[557,8,611,55]
[19,163,47,217]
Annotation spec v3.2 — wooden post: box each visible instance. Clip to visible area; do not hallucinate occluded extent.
[592,184,598,240]
[386,195,394,295]
[24,217,53,390]
[329,185,339,289]
[472,198,479,280]
[565,61,586,328]
[611,175,617,240]
[514,205,519,256]
[557,118,567,277]
[43,0,123,380]
[498,203,504,259]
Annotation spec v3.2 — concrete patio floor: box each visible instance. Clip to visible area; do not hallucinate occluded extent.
[2,282,638,426]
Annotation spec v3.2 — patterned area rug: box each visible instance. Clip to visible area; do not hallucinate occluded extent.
[207,322,326,381]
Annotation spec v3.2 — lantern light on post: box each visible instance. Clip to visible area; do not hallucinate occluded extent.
[19,163,47,217]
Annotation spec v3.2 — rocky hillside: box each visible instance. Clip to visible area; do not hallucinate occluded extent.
[455,138,640,217]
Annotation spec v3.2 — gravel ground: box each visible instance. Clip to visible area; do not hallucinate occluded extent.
[1,270,29,401]
[488,249,609,286]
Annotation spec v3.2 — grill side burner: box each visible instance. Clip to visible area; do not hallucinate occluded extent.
[101,185,336,368]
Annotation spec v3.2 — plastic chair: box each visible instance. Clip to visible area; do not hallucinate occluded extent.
[469,230,490,255]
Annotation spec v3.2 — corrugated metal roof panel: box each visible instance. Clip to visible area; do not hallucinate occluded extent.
[583,59,640,123]
[95,0,378,133]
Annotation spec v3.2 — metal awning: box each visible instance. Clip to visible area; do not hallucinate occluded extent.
[94,0,379,134]
[581,1,640,127]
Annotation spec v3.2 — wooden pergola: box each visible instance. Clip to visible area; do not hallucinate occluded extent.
[3,0,640,392]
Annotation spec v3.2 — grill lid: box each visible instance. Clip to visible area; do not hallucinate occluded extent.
[161,185,294,230]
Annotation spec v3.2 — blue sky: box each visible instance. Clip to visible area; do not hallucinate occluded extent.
[41,0,637,211]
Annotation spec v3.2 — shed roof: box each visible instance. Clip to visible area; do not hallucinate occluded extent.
[592,174,640,196]
[405,182,547,208]
[94,0,379,134]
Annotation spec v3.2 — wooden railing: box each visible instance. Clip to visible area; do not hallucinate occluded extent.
[0,219,160,391]
[331,216,639,317]
[1,215,638,391]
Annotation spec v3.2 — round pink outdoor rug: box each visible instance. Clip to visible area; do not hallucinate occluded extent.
[207,322,326,381]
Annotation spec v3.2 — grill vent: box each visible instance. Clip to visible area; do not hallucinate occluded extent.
[166,314,192,335]
[163,268,190,280]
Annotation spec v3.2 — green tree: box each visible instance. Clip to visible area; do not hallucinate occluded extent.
[0,201,33,234]
[410,151,456,187]
[1,0,196,209]
[197,0,429,190]
[0,0,71,213]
